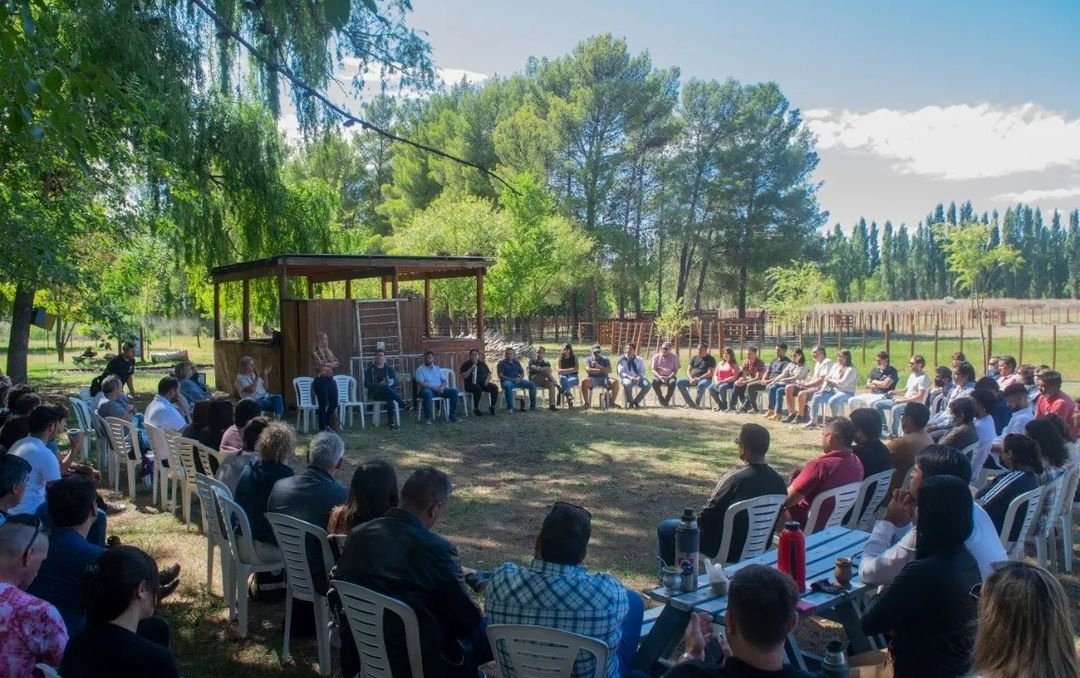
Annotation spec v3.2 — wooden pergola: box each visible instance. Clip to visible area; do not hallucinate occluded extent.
[209,254,494,405]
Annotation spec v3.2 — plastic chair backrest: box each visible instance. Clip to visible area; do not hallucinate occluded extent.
[332,374,359,403]
[214,487,261,564]
[959,441,979,466]
[174,436,201,485]
[104,416,140,460]
[195,473,231,541]
[91,411,111,447]
[143,422,171,467]
[805,482,863,535]
[1055,463,1080,522]
[441,368,457,390]
[192,440,221,476]
[293,377,316,408]
[999,485,1044,558]
[68,396,92,431]
[716,493,787,563]
[969,440,992,480]
[847,469,896,529]
[332,580,425,678]
[487,623,609,678]
[35,664,61,678]
[927,392,945,414]
[266,513,336,602]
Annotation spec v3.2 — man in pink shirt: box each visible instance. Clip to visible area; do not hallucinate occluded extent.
[650,341,681,407]
[1033,370,1079,439]
[784,418,864,531]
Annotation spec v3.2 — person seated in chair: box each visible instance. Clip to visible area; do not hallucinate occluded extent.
[617,343,649,409]
[461,349,499,416]
[234,422,296,562]
[497,347,538,413]
[414,351,460,424]
[174,361,210,408]
[731,346,766,413]
[486,501,644,678]
[96,375,151,453]
[677,343,717,409]
[649,341,679,408]
[657,423,786,565]
[583,344,618,409]
[528,347,562,412]
[144,377,189,433]
[364,350,405,426]
[233,355,284,420]
[938,397,979,452]
[661,565,816,678]
[0,453,30,524]
[975,434,1042,538]
[783,418,864,531]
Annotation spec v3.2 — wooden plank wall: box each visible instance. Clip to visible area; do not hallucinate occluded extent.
[399,298,426,353]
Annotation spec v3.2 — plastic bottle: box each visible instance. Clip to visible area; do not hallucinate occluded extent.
[820,640,849,678]
[776,521,806,592]
[675,509,700,592]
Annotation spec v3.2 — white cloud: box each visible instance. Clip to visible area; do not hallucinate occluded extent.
[806,103,1080,180]
[993,185,1080,203]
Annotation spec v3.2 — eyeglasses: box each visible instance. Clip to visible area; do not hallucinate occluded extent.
[969,582,982,600]
[21,516,42,562]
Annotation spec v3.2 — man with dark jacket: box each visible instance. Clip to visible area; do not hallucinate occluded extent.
[267,430,347,592]
[657,424,786,564]
[334,467,490,678]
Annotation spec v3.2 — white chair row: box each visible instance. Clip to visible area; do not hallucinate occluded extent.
[292,375,401,432]
[1034,462,1080,572]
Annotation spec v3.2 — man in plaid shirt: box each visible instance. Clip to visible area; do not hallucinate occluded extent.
[484,502,644,678]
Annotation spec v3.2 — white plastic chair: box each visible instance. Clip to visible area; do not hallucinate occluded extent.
[414,370,453,422]
[715,493,787,564]
[194,473,233,595]
[846,469,897,530]
[103,416,143,498]
[1035,463,1080,571]
[214,488,285,637]
[443,368,468,417]
[333,580,425,678]
[333,374,366,429]
[292,377,318,433]
[173,435,201,527]
[969,440,993,486]
[89,411,112,477]
[67,396,94,461]
[998,485,1044,560]
[143,423,177,511]
[192,440,223,478]
[805,482,863,535]
[487,623,609,678]
[266,513,336,676]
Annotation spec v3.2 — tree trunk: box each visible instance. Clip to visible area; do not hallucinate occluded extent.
[737,259,749,319]
[7,285,35,383]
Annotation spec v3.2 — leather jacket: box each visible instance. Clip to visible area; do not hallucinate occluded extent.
[335,508,483,678]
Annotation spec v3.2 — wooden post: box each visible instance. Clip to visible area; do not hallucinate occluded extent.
[861,322,867,363]
[884,323,891,356]
[391,268,399,298]
[423,275,431,338]
[986,323,993,371]
[718,321,725,352]
[1052,324,1057,369]
[1018,324,1024,365]
[740,323,746,358]
[909,313,915,359]
[959,324,964,355]
[476,270,485,342]
[307,279,315,300]
[817,316,824,348]
[213,281,221,341]
[242,279,251,341]
[837,323,843,351]
[345,279,353,298]
[933,323,939,367]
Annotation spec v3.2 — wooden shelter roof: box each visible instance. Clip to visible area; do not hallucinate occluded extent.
[210,254,495,284]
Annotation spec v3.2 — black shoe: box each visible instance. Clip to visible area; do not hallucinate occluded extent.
[158,577,180,602]
[103,501,127,516]
[160,563,181,586]
[475,409,483,417]
[782,412,799,424]
[489,406,496,415]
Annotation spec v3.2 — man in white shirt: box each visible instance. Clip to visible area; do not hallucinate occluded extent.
[991,383,1035,455]
[414,351,460,424]
[873,354,932,437]
[970,388,999,472]
[616,343,649,408]
[859,444,1006,585]
[9,405,72,516]
[144,377,188,432]
[784,345,833,424]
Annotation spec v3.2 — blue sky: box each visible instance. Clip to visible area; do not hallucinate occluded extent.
[340,0,1080,229]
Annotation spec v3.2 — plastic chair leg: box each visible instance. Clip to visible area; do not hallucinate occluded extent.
[237,566,251,637]
[281,590,293,661]
[315,598,332,676]
[206,541,215,591]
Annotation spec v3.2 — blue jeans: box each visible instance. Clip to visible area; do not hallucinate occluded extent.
[313,376,337,429]
[418,387,459,421]
[676,378,712,407]
[810,390,853,420]
[256,394,285,418]
[768,383,788,412]
[559,375,579,393]
[617,588,645,677]
[622,378,649,405]
[712,382,735,409]
[502,379,537,410]
[873,398,904,435]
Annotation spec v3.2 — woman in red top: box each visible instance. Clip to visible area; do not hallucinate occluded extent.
[709,348,741,412]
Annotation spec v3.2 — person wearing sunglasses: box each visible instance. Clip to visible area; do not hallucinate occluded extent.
[969,561,1080,678]
[0,515,68,677]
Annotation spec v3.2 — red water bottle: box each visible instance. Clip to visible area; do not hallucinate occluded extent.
[777,521,806,592]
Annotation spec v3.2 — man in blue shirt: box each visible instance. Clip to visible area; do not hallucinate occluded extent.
[497,347,537,413]
[485,501,643,678]
[414,351,460,423]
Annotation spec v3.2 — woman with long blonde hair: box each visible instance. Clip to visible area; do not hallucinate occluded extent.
[971,561,1080,678]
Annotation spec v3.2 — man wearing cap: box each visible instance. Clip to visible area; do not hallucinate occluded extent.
[991,382,1036,455]
[485,501,643,678]
[650,341,680,407]
[581,344,618,409]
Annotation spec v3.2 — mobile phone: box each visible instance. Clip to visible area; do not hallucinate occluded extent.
[810,579,843,594]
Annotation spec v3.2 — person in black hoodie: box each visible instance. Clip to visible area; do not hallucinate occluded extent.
[854,474,981,678]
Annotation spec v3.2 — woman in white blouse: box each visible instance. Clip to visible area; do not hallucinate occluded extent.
[805,349,858,429]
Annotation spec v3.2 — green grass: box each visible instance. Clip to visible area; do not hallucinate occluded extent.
[7,332,1080,676]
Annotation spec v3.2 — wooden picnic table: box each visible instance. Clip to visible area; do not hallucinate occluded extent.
[632,526,875,675]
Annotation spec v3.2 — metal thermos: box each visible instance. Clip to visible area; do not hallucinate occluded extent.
[821,640,849,678]
[675,509,700,593]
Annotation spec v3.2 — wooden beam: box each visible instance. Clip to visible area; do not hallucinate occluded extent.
[242,279,251,341]
[381,277,388,299]
[476,270,485,342]
[424,275,431,338]
[391,268,399,298]
[213,281,221,340]
[345,279,352,298]
[307,279,315,300]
